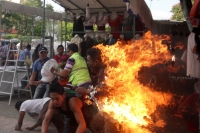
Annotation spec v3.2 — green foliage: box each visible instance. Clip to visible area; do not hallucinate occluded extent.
[3,34,18,39]
[171,3,184,21]
[21,0,42,8]
[46,4,54,11]
[1,0,54,39]
[171,0,194,21]
[62,22,73,41]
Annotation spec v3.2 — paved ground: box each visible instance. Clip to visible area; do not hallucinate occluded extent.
[0,94,57,133]
[0,76,196,133]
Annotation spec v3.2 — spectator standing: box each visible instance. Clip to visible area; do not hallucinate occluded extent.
[53,45,69,69]
[18,44,31,66]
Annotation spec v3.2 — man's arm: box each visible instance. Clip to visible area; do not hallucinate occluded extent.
[26,123,39,131]
[69,97,86,133]
[25,72,37,89]
[41,100,55,133]
[15,111,25,130]
[51,68,70,78]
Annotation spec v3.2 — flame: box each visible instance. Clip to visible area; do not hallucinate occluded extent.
[95,31,173,132]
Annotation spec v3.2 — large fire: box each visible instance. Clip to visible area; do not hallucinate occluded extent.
[95,31,173,132]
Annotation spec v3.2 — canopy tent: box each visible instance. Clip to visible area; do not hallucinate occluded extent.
[54,0,153,30]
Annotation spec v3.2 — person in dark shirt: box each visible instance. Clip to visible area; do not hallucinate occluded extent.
[41,83,86,133]
[75,48,106,133]
[75,47,106,96]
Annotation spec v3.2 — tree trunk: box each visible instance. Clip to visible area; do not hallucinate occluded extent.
[180,0,193,32]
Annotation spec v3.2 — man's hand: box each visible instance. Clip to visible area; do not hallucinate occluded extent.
[31,81,42,86]
[25,82,32,89]
[75,87,90,95]
[15,124,21,130]
[50,67,55,73]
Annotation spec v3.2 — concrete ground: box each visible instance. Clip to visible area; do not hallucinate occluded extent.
[0,79,195,133]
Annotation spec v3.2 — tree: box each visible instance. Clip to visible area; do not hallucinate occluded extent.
[1,0,55,37]
[46,4,54,11]
[171,0,194,31]
[171,3,185,21]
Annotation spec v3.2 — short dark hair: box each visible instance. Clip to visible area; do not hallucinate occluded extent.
[86,48,102,62]
[15,101,24,110]
[68,43,78,53]
[50,83,65,95]
[26,44,31,49]
[57,45,64,50]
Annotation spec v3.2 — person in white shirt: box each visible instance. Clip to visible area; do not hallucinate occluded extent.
[14,97,64,132]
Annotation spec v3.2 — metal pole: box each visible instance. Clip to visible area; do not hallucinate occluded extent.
[132,16,135,38]
[0,4,2,40]
[53,19,55,57]
[65,20,67,54]
[42,0,46,46]
[32,16,34,39]
[61,20,62,45]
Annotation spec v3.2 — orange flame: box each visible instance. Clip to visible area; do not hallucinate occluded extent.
[95,31,173,132]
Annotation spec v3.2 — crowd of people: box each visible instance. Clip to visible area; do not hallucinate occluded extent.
[14,42,108,133]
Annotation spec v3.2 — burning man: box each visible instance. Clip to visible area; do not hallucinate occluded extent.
[76,47,118,133]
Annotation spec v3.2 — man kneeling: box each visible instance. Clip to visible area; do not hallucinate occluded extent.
[41,83,86,133]
[15,97,64,132]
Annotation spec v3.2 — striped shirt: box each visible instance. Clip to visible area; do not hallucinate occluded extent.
[64,57,75,71]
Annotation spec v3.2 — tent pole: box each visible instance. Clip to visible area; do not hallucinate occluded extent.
[132,16,135,38]
[61,20,62,45]
[53,19,55,57]
[42,0,46,46]
[65,12,68,54]
[0,4,2,40]
[32,16,34,39]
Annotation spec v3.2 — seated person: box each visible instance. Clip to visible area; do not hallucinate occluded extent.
[41,83,86,133]
[25,47,53,99]
[15,97,64,133]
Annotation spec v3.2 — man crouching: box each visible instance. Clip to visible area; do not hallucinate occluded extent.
[41,83,86,133]
[15,97,64,132]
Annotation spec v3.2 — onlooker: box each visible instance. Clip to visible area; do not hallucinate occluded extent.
[51,43,91,97]
[14,97,64,132]
[53,45,69,69]
[41,83,86,133]
[25,47,51,99]
[18,44,31,66]
[32,44,42,64]
[0,42,10,66]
